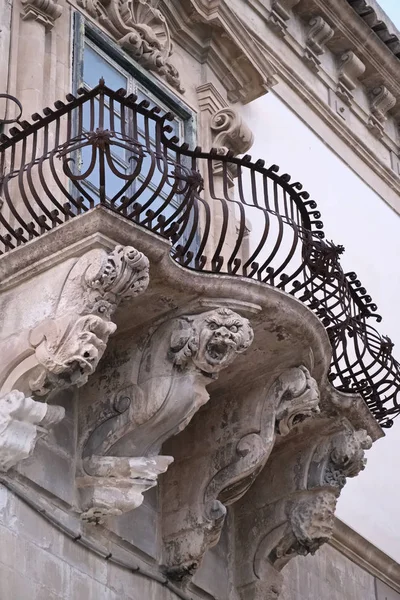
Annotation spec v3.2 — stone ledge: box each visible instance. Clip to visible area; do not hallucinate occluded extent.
[331,518,400,593]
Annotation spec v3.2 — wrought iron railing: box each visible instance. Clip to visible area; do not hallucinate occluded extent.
[0,81,399,427]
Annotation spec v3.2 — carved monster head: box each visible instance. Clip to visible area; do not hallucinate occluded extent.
[170,308,254,375]
[275,366,320,436]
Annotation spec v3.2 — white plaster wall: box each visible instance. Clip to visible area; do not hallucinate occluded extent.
[241,89,400,563]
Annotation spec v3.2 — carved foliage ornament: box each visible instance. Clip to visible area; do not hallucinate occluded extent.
[0,390,65,472]
[76,0,184,92]
[29,245,149,396]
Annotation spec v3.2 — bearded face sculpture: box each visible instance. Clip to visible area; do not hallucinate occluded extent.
[170,307,254,375]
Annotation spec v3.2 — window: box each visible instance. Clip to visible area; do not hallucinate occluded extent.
[74,34,191,220]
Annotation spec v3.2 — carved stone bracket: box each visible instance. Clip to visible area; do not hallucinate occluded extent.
[76,0,184,92]
[161,365,320,583]
[77,455,173,524]
[28,245,149,396]
[21,0,63,29]
[368,85,396,138]
[268,0,301,37]
[337,51,366,106]
[304,16,334,72]
[0,390,65,472]
[234,420,372,600]
[210,108,254,157]
[79,307,254,522]
[209,107,254,184]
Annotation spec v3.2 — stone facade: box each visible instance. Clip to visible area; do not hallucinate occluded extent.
[1,0,400,598]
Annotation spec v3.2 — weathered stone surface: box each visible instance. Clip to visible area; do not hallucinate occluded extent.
[0,390,64,472]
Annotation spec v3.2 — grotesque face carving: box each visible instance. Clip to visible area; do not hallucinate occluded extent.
[276,366,320,436]
[170,308,254,375]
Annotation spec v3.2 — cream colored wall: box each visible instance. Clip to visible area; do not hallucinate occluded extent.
[242,88,400,562]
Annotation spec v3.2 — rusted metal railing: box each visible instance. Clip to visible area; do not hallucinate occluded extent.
[0,81,399,427]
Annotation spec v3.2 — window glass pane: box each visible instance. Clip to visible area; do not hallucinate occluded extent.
[83,44,127,91]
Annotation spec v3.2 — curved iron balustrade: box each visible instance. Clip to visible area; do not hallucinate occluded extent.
[0,81,399,427]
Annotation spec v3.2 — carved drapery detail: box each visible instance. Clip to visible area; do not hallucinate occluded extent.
[268,0,301,37]
[21,0,62,28]
[304,16,334,72]
[210,108,254,157]
[235,419,372,600]
[79,307,254,521]
[76,0,184,92]
[0,390,65,472]
[337,51,366,106]
[29,245,150,396]
[368,85,396,138]
[162,365,320,583]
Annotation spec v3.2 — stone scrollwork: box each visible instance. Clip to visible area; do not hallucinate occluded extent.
[162,365,320,583]
[79,307,254,522]
[76,0,184,93]
[0,390,65,472]
[304,16,334,72]
[210,108,254,158]
[29,245,150,396]
[368,85,396,138]
[234,418,372,600]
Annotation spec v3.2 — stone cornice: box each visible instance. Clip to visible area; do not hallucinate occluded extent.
[240,0,400,215]
[331,518,400,594]
[161,0,278,103]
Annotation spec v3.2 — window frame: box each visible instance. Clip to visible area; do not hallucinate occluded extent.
[72,13,197,147]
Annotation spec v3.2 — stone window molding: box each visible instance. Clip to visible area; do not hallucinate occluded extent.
[74,0,184,92]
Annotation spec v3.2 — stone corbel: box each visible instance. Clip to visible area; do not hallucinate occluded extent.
[304,16,334,72]
[75,0,184,93]
[368,85,396,138]
[78,307,254,522]
[337,51,366,106]
[161,365,320,583]
[234,421,372,600]
[268,0,301,37]
[0,390,65,472]
[209,107,254,185]
[21,0,62,29]
[1,245,149,399]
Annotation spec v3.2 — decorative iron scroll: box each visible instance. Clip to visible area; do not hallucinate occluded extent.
[0,81,399,426]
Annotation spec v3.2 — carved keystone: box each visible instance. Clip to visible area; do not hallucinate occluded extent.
[0,390,65,472]
[76,0,184,92]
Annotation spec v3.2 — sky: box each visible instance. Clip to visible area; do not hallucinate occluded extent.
[377,0,400,27]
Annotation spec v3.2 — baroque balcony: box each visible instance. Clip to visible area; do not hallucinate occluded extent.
[0,80,398,426]
[0,81,398,599]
